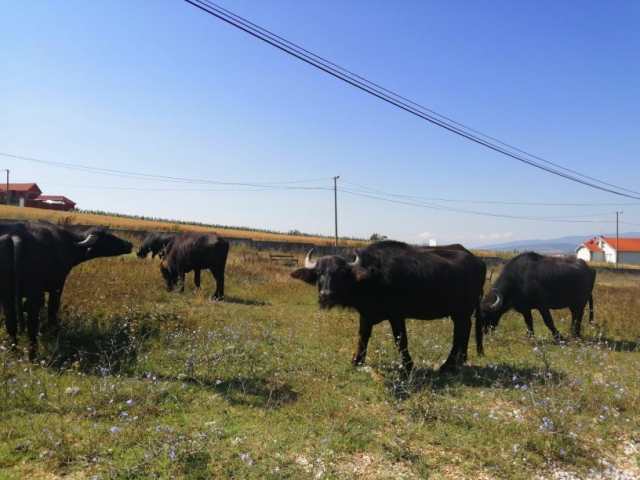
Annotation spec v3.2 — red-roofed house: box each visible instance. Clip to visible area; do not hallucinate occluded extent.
[0,183,42,204]
[31,195,77,211]
[0,183,76,211]
[576,237,640,265]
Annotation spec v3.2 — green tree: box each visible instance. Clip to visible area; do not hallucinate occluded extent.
[369,233,388,242]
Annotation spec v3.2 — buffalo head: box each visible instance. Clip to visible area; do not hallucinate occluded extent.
[136,244,151,258]
[160,261,175,291]
[291,249,367,309]
[478,289,505,332]
[76,228,133,259]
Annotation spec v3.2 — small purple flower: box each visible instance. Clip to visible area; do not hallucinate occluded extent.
[560,449,566,456]
[110,427,119,433]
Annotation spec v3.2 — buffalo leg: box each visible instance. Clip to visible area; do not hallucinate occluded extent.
[351,317,373,366]
[194,269,201,290]
[441,315,471,372]
[45,288,62,332]
[211,265,225,299]
[569,306,585,339]
[521,310,535,337]
[539,309,566,342]
[389,318,414,372]
[475,314,485,356]
[1,297,18,347]
[588,295,594,324]
[178,273,186,293]
[24,293,44,360]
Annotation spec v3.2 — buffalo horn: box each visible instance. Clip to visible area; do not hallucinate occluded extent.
[348,251,362,268]
[75,233,99,248]
[488,289,503,311]
[304,249,317,269]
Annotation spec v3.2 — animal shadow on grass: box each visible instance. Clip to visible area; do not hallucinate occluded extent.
[42,312,160,375]
[159,374,299,409]
[219,296,268,307]
[583,337,639,353]
[384,364,566,400]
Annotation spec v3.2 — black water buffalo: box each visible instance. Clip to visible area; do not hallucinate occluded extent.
[0,220,133,357]
[291,241,486,372]
[477,252,596,353]
[159,232,229,299]
[136,232,178,259]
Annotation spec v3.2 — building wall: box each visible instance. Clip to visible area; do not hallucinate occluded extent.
[601,243,617,263]
[619,252,640,266]
[576,246,591,262]
[576,246,605,263]
[24,199,75,212]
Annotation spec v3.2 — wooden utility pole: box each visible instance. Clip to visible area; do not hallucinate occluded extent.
[334,175,339,247]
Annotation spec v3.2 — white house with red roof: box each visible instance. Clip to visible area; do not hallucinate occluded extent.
[576,237,640,266]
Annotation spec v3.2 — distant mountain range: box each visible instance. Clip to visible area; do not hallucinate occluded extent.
[475,232,640,255]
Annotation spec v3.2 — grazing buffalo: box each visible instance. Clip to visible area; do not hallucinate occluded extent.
[0,220,133,357]
[136,232,179,259]
[291,241,486,372]
[159,232,229,299]
[477,252,596,352]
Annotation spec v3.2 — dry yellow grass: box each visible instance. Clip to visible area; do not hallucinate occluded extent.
[0,205,362,246]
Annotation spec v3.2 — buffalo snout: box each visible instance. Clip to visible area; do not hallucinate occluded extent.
[318,289,338,308]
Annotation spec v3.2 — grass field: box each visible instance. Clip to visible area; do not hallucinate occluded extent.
[0,232,638,478]
[0,209,638,477]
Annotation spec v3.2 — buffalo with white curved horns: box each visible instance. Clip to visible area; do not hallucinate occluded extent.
[0,220,133,357]
[476,252,596,354]
[291,241,486,373]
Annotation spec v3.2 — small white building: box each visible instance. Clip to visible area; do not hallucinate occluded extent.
[576,237,640,266]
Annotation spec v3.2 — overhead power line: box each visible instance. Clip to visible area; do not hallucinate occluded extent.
[340,179,640,207]
[339,188,616,224]
[184,0,640,200]
[0,152,332,190]
[2,151,630,224]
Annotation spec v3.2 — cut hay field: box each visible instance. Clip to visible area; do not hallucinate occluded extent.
[0,237,638,478]
[0,205,356,247]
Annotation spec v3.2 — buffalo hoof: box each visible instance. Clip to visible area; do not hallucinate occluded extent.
[439,360,463,374]
[28,347,39,363]
[351,353,366,366]
[553,333,568,344]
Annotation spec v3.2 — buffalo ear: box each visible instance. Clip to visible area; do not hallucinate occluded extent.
[353,267,370,282]
[290,268,317,285]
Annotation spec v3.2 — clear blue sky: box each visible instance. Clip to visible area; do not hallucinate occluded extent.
[1,1,639,247]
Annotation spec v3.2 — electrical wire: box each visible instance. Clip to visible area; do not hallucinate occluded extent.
[184,0,640,200]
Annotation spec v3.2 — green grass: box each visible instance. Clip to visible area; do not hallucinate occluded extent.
[0,247,638,478]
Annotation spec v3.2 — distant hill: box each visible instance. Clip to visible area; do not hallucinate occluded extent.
[476,233,640,255]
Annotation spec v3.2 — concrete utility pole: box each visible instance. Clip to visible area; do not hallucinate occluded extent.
[616,211,623,268]
[334,175,339,248]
